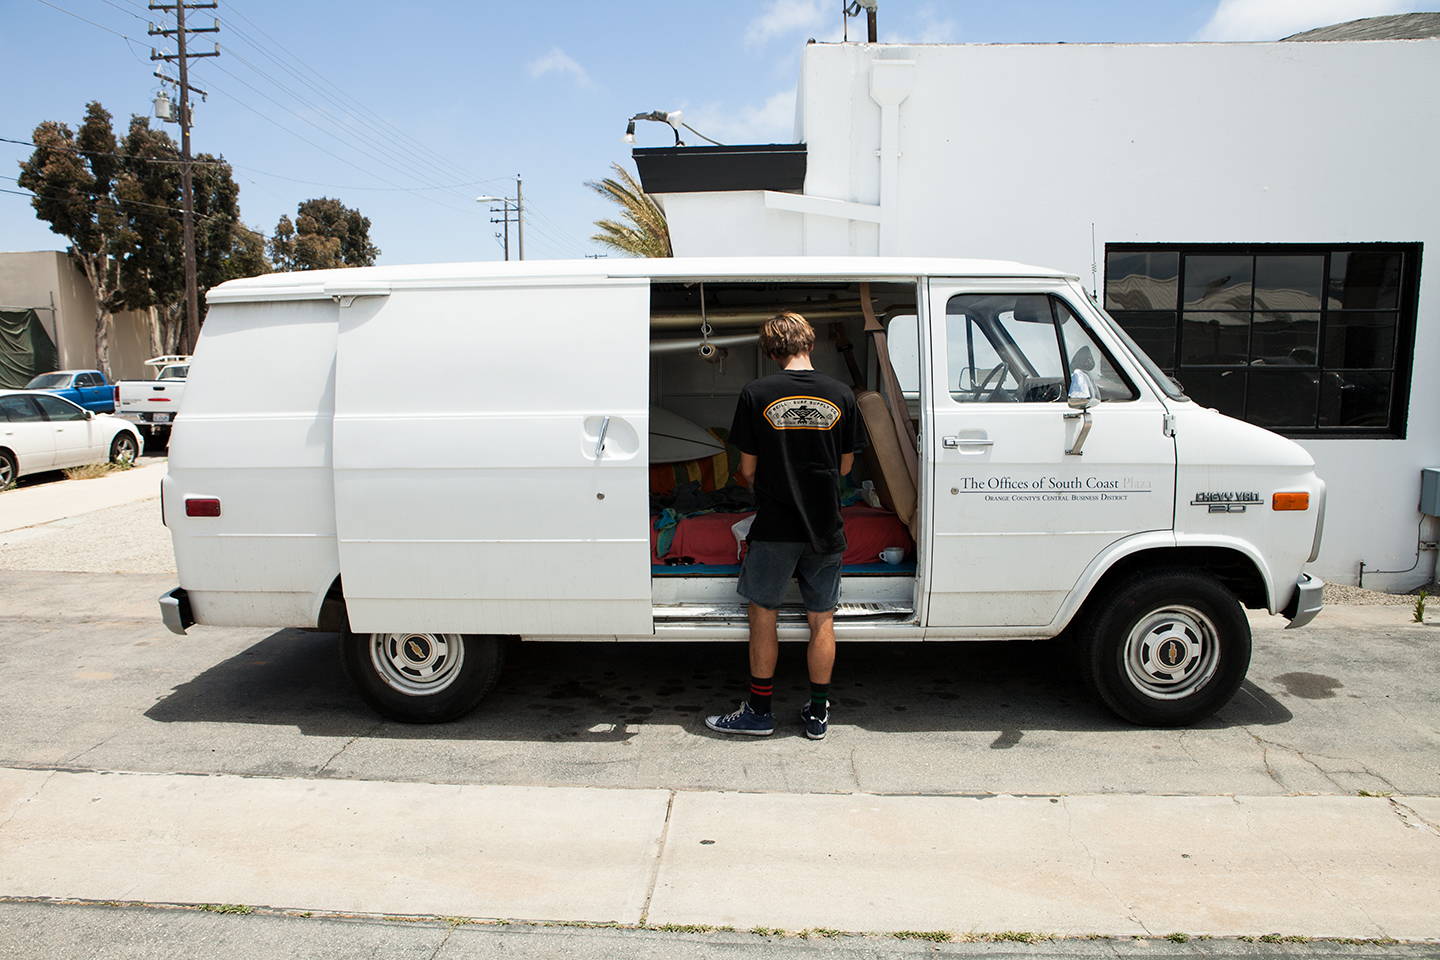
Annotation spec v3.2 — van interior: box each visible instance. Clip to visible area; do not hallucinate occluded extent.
[647,280,921,625]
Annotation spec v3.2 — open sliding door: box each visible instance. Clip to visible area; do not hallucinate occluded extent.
[333,279,652,636]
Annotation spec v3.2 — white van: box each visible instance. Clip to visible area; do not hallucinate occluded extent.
[159,257,1324,726]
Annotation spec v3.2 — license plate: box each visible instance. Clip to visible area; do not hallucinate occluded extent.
[153,413,171,423]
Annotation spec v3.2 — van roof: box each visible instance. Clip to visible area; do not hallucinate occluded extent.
[207,256,1079,304]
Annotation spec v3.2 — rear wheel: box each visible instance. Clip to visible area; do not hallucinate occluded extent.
[109,432,139,465]
[339,631,505,723]
[0,449,16,489]
[1076,569,1251,726]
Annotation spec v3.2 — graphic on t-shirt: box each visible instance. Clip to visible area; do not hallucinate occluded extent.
[762,395,842,431]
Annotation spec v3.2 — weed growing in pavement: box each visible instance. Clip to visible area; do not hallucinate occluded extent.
[749,927,785,937]
[1357,790,1394,797]
[198,903,252,915]
[807,928,846,938]
[64,461,132,481]
[648,924,732,934]
[981,931,1052,943]
[1165,932,1191,943]
[1259,933,1311,943]
[892,930,953,942]
[1414,589,1427,623]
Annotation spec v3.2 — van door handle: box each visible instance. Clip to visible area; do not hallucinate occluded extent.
[942,436,992,448]
[594,415,611,458]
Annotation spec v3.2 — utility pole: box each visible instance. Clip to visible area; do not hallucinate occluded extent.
[150,1,218,354]
[477,177,524,261]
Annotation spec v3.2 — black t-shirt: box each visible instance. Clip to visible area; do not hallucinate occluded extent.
[729,369,859,552]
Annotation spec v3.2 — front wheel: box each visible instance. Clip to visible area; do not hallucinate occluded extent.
[0,449,17,489]
[1076,570,1251,726]
[339,632,505,723]
[109,431,139,465]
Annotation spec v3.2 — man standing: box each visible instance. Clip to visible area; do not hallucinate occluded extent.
[706,312,858,741]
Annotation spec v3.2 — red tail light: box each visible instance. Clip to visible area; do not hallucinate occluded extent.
[185,498,221,517]
[151,397,172,402]
[113,385,120,402]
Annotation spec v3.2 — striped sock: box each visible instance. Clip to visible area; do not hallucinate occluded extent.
[810,682,830,717]
[748,676,774,715]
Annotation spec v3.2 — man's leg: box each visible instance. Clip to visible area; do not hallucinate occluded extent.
[796,549,842,738]
[747,603,780,714]
[706,542,799,735]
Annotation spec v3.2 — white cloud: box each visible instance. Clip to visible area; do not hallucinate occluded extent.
[746,0,828,47]
[685,89,798,145]
[1195,0,1421,40]
[527,47,591,86]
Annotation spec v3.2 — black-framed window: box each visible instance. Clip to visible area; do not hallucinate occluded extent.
[1104,243,1421,438]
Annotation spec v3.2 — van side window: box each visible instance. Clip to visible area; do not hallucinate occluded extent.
[945,294,1065,403]
[1053,299,1137,401]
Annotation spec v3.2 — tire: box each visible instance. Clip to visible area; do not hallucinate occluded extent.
[339,632,505,723]
[109,431,139,465]
[1076,569,1251,726]
[0,449,16,489]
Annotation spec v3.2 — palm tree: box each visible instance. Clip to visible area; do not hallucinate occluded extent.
[585,162,672,258]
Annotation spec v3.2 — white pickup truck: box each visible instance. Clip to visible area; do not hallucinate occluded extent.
[115,355,189,448]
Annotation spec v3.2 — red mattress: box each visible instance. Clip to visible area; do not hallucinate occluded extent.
[651,505,913,566]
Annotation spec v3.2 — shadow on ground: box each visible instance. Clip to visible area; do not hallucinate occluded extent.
[145,629,1291,741]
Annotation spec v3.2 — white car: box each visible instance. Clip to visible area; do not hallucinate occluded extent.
[0,389,142,488]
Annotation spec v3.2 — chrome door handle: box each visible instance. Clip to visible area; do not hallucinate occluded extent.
[942,436,993,448]
[594,416,611,458]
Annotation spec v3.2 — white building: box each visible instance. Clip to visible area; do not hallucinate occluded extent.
[641,15,1440,590]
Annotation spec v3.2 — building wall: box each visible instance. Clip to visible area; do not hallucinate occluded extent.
[658,37,1440,588]
[0,250,154,380]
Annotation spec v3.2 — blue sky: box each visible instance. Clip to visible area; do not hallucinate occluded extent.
[1,0,1425,264]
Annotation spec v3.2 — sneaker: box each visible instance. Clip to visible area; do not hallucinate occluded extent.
[800,703,829,740]
[705,701,776,736]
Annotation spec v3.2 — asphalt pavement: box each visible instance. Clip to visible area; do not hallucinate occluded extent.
[0,464,1438,951]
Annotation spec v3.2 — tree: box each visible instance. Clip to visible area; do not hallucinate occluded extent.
[113,116,270,355]
[585,162,671,258]
[270,197,379,270]
[17,102,126,375]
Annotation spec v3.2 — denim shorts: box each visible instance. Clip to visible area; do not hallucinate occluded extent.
[737,540,844,613]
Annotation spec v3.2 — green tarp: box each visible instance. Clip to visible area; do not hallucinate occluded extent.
[0,309,60,389]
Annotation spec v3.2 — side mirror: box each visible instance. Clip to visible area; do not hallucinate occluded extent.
[85,410,95,420]
[1068,369,1099,410]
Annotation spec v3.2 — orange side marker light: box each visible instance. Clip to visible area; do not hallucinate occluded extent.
[1272,492,1309,511]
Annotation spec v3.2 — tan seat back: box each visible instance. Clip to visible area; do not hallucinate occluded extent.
[857,389,917,531]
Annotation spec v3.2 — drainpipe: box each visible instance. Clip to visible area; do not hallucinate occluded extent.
[868,58,915,256]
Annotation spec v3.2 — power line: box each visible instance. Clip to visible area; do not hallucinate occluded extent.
[30,0,136,40]
[0,180,268,240]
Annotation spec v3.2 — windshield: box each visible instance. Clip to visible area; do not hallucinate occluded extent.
[1095,307,1188,401]
[158,365,189,380]
[26,374,69,389]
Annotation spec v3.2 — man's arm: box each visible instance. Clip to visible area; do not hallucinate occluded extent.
[839,452,854,477]
[738,452,758,488]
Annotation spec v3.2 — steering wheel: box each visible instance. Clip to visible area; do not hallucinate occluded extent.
[970,362,1008,400]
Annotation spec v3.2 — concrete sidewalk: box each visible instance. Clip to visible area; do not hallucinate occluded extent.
[0,461,165,533]
[2,766,1436,941]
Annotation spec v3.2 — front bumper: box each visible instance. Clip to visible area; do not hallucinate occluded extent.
[159,587,195,635]
[1282,573,1324,629]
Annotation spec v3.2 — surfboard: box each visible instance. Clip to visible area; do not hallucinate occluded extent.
[650,406,726,463]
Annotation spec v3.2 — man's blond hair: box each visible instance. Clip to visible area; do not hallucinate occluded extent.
[759,311,816,360]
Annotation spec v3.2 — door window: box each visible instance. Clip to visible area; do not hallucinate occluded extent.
[76,373,101,387]
[33,395,86,421]
[0,396,43,422]
[1053,299,1137,401]
[945,294,1065,403]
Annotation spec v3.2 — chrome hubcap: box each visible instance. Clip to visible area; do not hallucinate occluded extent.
[369,633,465,696]
[0,459,12,485]
[115,437,136,463]
[1123,605,1220,700]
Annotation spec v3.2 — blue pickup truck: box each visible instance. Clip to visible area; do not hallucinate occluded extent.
[25,369,116,413]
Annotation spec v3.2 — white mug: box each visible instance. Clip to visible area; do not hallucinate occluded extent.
[878,547,905,565]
